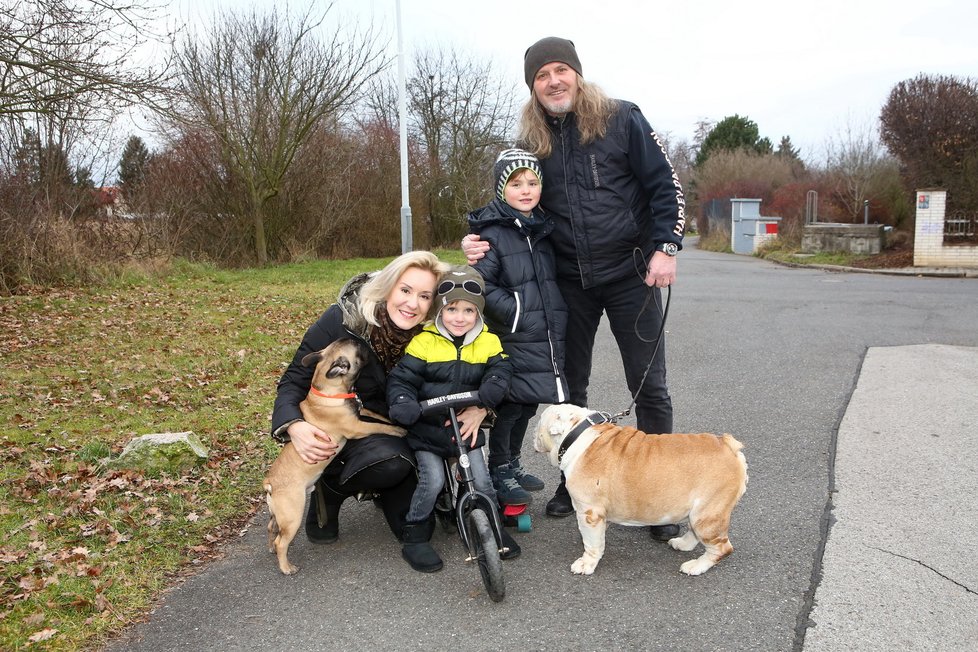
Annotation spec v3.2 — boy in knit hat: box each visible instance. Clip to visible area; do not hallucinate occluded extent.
[467,148,569,508]
[387,265,520,572]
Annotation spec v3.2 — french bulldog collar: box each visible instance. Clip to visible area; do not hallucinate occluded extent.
[558,411,612,463]
[309,387,360,407]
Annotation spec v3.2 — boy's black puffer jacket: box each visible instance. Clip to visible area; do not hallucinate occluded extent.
[468,199,568,405]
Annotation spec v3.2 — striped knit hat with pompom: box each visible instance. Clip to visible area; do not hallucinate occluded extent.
[493,148,542,201]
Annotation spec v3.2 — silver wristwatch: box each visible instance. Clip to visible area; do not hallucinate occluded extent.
[656,242,679,256]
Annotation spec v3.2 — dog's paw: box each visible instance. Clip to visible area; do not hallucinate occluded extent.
[571,557,596,575]
[680,557,714,576]
[668,531,699,552]
[280,563,299,575]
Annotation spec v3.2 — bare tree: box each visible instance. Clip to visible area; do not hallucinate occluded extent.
[0,0,168,120]
[406,47,518,244]
[167,3,386,264]
[359,73,400,135]
[658,132,695,187]
[1,0,169,221]
[822,117,895,222]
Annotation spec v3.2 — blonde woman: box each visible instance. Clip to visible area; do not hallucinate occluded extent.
[271,251,449,547]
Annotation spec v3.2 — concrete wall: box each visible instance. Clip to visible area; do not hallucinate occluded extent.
[802,224,885,254]
[914,189,978,268]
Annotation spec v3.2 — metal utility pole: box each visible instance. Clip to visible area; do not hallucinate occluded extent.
[396,0,412,253]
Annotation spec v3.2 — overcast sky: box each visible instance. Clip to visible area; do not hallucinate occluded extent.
[172,0,977,163]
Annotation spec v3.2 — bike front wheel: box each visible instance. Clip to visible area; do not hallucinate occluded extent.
[467,508,505,602]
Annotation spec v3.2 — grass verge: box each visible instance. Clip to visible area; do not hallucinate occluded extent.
[0,250,463,650]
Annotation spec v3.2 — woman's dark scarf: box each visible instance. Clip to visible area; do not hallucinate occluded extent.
[369,304,423,374]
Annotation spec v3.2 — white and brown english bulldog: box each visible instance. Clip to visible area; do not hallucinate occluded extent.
[534,404,748,576]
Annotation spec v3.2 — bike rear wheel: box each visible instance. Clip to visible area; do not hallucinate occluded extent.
[467,508,504,602]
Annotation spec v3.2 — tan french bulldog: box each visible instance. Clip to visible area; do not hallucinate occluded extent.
[535,404,748,576]
[264,338,406,575]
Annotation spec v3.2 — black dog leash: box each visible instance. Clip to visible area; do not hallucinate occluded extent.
[608,248,673,422]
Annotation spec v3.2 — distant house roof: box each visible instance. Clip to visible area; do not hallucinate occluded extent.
[94,186,122,206]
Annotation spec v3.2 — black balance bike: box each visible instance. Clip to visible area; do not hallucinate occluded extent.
[419,390,508,602]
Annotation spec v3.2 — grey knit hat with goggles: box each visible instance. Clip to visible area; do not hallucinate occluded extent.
[437,265,485,314]
[493,148,542,202]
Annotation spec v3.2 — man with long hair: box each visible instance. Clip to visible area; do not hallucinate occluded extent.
[463,36,686,542]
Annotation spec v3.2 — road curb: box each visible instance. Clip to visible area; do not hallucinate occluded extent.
[768,259,978,278]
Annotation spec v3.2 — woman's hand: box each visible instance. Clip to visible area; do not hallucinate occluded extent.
[461,234,489,265]
[453,406,488,445]
[287,420,339,465]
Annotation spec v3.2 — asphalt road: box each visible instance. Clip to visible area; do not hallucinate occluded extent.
[107,243,978,652]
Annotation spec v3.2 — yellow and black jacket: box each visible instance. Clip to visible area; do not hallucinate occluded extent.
[387,321,512,456]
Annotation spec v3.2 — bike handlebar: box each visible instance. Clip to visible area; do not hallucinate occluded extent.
[419,390,481,416]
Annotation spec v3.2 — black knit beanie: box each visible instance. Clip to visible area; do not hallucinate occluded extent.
[524,36,582,88]
[492,148,542,201]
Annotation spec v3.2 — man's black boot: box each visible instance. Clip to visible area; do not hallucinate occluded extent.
[545,478,574,517]
[649,523,681,542]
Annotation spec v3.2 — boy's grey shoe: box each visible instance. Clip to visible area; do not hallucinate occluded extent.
[491,464,533,506]
[509,456,544,491]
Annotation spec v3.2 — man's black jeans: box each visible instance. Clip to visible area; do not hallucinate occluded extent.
[557,274,673,434]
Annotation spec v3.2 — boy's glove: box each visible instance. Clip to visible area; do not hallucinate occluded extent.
[478,375,508,409]
[388,396,422,426]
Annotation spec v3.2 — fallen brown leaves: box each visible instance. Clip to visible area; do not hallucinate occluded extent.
[0,273,322,649]
[847,245,914,269]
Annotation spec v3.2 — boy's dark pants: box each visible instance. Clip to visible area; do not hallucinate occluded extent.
[488,402,539,469]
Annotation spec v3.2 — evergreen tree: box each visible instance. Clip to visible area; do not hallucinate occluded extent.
[118,135,151,196]
[775,136,800,160]
[695,114,772,167]
[775,135,805,176]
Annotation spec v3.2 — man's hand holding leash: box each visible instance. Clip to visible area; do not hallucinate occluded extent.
[646,251,677,288]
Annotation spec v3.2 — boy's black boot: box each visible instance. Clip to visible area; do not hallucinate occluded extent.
[491,464,532,506]
[509,456,545,492]
[305,480,345,544]
[545,475,574,517]
[400,520,443,573]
